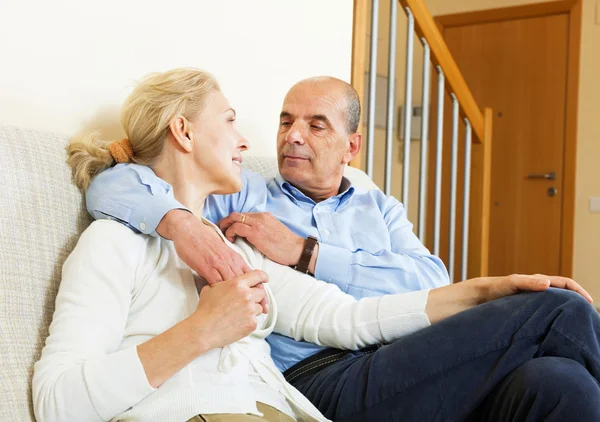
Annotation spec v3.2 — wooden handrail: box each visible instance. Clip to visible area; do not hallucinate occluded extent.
[398,0,486,143]
[350,0,369,169]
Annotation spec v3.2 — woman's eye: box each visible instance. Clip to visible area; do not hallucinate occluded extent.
[280,122,291,126]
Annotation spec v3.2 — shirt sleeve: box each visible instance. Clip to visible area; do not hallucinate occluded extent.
[314,194,449,297]
[264,257,431,350]
[32,221,155,422]
[86,164,188,237]
[86,165,267,236]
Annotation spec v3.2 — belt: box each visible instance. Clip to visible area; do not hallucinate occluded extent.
[283,345,380,384]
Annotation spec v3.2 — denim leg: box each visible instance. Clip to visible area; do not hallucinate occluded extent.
[470,357,600,422]
[290,289,600,422]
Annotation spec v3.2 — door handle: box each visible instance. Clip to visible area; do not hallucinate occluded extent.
[527,171,556,181]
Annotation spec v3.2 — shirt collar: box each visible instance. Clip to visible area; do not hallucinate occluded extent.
[275,174,355,207]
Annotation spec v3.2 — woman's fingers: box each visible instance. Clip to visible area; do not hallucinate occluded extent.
[540,274,594,304]
[510,274,593,304]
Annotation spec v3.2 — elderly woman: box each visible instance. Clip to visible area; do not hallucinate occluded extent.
[33,68,600,422]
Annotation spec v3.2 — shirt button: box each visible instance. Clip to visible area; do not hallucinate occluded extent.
[323,229,330,235]
[140,222,146,231]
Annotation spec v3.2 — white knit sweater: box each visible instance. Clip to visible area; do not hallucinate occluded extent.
[33,219,431,422]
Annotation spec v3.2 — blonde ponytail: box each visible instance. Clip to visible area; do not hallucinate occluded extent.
[67,131,114,191]
[67,68,220,192]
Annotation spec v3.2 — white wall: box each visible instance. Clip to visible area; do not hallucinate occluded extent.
[0,0,353,156]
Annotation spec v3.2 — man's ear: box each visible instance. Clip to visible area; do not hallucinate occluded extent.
[341,132,362,165]
[168,116,194,153]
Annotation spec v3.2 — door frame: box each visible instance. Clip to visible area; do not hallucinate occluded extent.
[434,0,582,277]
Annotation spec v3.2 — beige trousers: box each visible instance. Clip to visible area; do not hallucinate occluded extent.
[187,402,296,422]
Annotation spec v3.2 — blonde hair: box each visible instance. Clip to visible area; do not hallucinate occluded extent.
[67,68,220,191]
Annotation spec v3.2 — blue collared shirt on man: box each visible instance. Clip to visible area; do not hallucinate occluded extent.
[86,164,450,372]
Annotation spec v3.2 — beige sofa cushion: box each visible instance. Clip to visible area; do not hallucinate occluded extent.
[0,125,377,421]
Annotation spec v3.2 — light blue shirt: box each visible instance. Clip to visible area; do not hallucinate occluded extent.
[86,164,449,372]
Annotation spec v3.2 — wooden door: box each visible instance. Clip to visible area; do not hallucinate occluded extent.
[430,13,570,278]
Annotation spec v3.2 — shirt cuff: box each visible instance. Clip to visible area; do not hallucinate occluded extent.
[378,289,431,342]
[129,192,189,237]
[83,346,155,420]
[314,243,352,292]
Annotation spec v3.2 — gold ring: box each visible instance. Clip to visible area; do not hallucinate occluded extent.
[241,214,246,224]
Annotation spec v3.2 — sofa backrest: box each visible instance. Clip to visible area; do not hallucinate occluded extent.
[0,126,93,421]
[0,125,378,421]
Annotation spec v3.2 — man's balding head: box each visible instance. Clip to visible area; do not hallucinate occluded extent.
[288,76,361,134]
[277,76,363,202]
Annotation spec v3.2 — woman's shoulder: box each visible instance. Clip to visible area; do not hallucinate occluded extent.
[66,220,165,286]
[75,220,160,264]
[79,219,151,245]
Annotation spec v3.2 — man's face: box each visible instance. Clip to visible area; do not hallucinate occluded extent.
[277,81,352,196]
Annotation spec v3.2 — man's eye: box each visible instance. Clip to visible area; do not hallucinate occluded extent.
[311,125,324,130]
[280,122,291,126]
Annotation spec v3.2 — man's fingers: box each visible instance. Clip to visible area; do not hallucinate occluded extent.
[217,265,236,282]
[206,268,224,285]
[225,222,253,242]
[219,212,252,232]
[218,215,236,232]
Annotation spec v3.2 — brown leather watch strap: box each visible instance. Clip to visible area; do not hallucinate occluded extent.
[292,235,318,275]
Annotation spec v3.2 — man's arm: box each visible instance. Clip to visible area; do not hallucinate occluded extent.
[86,164,267,283]
[219,195,449,297]
[314,195,449,296]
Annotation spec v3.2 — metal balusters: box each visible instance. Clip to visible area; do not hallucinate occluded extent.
[433,67,445,256]
[384,0,398,195]
[417,39,431,242]
[366,0,380,178]
[448,94,459,283]
[461,119,472,282]
[401,7,414,208]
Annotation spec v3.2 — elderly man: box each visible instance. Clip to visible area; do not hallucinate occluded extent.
[86,76,449,373]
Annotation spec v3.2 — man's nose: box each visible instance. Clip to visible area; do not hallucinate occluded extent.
[285,123,305,145]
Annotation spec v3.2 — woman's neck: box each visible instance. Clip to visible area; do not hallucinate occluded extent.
[151,150,214,218]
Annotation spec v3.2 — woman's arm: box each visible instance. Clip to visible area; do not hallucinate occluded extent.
[265,256,592,350]
[33,221,267,422]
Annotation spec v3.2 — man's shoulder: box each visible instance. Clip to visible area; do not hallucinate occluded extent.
[347,185,399,207]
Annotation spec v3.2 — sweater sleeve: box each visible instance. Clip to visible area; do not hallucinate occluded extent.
[32,221,155,422]
[263,258,431,350]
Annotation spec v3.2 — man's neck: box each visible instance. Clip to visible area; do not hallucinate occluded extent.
[292,179,345,203]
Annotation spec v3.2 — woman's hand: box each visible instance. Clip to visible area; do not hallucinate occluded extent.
[189,270,270,350]
[472,273,593,305]
[137,270,268,388]
[425,274,592,325]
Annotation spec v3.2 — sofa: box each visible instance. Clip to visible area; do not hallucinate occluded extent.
[0,125,378,421]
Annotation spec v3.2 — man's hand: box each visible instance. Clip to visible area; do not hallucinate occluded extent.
[157,210,252,284]
[218,212,305,267]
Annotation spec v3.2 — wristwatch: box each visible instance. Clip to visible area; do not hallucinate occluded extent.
[291,235,318,276]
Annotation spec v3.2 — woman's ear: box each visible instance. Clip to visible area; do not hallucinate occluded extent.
[169,116,194,153]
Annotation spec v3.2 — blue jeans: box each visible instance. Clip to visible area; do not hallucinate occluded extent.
[290,289,600,421]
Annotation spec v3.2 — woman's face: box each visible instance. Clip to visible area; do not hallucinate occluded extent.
[191,90,249,195]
